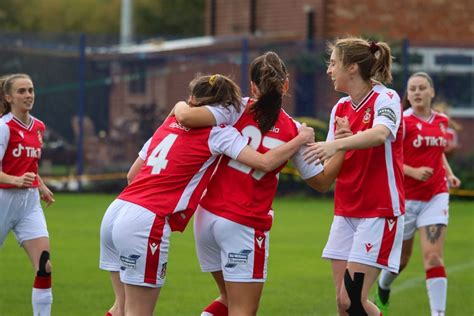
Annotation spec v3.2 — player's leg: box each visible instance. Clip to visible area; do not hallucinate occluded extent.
[23,237,52,316]
[375,237,415,314]
[419,224,447,316]
[417,193,449,316]
[202,271,228,316]
[194,206,229,316]
[330,259,350,316]
[225,281,264,316]
[123,284,161,316]
[340,262,381,316]
[100,200,126,316]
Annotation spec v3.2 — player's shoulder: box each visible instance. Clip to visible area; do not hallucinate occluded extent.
[0,112,13,124]
[31,115,46,129]
[403,107,414,117]
[432,110,449,122]
[373,84,400,103]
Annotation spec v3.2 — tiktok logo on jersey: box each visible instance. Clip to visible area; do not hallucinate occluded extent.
[12,144,41,158]
[225,249,252,268]
[413,135,447,148]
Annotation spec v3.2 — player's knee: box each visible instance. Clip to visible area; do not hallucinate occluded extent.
[343,269,368,316]
[335,294,351,313]
[37,250,52,276]
[424,251,444,268]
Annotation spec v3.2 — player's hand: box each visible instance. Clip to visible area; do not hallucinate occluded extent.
[335,116,350,129]
[39,183,55,207]
[15,172,36,188]
[297,123,315,143]
[304,141,337,164]
[334,116,352,139]
[413,167,434,181]
[447,174,461,188]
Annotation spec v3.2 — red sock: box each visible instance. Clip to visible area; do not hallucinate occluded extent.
[203,300,228,316]
[105,312,112,316]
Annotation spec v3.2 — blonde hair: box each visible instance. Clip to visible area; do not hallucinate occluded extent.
[0,73,32,115]
[328,37,393,84]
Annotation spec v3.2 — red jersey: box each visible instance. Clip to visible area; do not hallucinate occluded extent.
[118,116,248,232]
[403,109,448,201]
[327,84,405,218]
[200,100,323,231]
[0,113,44,189]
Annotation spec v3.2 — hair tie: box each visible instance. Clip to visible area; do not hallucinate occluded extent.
[369,41,379,54]
[209,74,218,86]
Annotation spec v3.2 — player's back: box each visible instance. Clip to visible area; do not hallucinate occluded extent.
[200,103,299,231]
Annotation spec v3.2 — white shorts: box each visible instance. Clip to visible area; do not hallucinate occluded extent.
[99,199,172,288]
[322,215,404,273]
[404,193,449,240]
[0,188,48,246]
[194,206,269,282]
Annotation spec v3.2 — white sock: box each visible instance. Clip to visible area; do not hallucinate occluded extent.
[32,287,53,316]
[379,269,398,290]
[426,266,447,316]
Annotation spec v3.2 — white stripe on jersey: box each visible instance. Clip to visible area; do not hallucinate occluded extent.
[384,140,401,216]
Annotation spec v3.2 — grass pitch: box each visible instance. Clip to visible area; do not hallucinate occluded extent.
[0,194,472,315]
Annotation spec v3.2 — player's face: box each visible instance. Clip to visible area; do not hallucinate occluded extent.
[407,76,434,109]
[6,78,35,114]
[327,50,350,93]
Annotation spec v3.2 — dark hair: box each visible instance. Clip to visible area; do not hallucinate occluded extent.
[249,51,288,134]
[328,37,393,84]
[0,73,32,115]
[402,72,434,110]
[188,74,241,112]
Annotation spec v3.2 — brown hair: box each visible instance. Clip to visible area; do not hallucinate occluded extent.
[0,73,32,115]
[188,74,241,112]
[249,51,288,134]
[402,72,434,110]
[328,37,393,84]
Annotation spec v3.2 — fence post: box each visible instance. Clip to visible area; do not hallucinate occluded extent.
[77,33,86,191]
[402,38,410,93]
[241,37,249,97]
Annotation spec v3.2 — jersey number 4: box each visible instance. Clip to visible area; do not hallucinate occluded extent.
[228,125,284,180]
[146,134,178,174]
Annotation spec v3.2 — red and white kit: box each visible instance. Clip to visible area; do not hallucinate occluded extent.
[322,84,405,273]
[100,116,249,287]
[0,113,48,245]
[403,108,450,239]
[196,99,323,281]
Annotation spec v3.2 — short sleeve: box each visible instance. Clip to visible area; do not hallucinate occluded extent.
[208,126,249,160]
[138,138,151,160]
[0,123,10,162]
[326,105,338,141]
[291,145,324,180]
[204,97,247,126]
[373,89,401,141]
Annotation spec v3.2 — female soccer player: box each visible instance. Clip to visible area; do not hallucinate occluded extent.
[0,73,55,316]
[99,74,315,316]
[174,51,347,316]
[375,72,461,316]
[303,37,405,316]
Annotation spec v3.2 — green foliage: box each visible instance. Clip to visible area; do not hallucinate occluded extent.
[0,0,204,37]
[1,194,472,315]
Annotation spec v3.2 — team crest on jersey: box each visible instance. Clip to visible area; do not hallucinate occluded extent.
[225,249,252,268]
[37,129,43,144]
[416,122,423,131]
[363,108,371,124]
[439,123,446,134]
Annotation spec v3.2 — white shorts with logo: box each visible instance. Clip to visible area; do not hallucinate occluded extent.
[0,188,48,247]
[194,206,269,282]
[404,193,449,240]
[99,199,171,288]
[322,215,405,273]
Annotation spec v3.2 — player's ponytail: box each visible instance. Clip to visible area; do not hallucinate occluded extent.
[328,37,394,85]
[250,51,288,134]
[189,74,242,112]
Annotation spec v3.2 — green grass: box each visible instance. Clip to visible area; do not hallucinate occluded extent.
[0,194,473,315]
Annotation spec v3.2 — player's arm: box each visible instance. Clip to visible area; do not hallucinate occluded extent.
[442,153,461,188]
[174,101,217,128]
[304,152,345,192]
[0,171,36,187]
[403,164,433,182]
[235,123,315,172]
[37,175,55,207]
[127,157,144,184]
